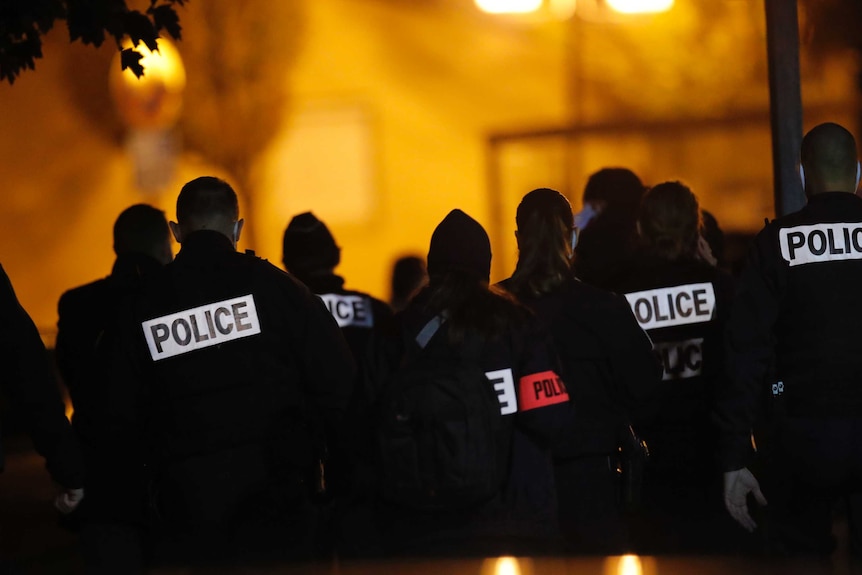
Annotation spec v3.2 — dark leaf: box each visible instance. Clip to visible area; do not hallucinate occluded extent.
[65,0,108,46]
[123,11,158,52]
[120,47,144,77]
[149,5,181,40]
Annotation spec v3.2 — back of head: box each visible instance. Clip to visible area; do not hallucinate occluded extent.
[282,212,340,280]
[113,204,172,264]
[638,181,701,261]
[390,255,427,312]
[424,209,522,343]
[427,209,491,285]
[176,176,239,233]
[801,122,859,195]
[582,167,645,225]
[509,188,574,298]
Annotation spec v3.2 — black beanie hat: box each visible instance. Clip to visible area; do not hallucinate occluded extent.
[427,209,492,283]
[282,212,340,274]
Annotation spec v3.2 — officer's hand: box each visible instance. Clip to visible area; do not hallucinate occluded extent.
[54,486,85,514]
[697,235,718,267]
[723,468,767,532]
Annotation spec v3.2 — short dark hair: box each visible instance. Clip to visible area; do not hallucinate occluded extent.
[801,123,858,188]
[113,204,169,256]
[176,176,239,225]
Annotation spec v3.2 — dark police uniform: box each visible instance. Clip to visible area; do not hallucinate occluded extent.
[612,254,739,554]
[0,264,83,489]
[296,273,395,550]
[365,288,572,557]
[58,253,164,446]
[56,253,164,571]
[504,274,662,554]
[719,192,862,555]
[299,273,394,360]
[106,231,355,564]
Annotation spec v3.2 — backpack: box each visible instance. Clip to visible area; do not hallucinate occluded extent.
[377,315,503,511]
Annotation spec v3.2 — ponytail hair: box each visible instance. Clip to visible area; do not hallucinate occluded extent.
[508,188,574,299]
[638,181,701,261]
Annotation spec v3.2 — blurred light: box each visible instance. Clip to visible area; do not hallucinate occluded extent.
[617,555,643,575]
[109,38,186,130]
[549,0,578,19]
[495,557,522,575]
[475,0,543,14]
[605,0,673,14]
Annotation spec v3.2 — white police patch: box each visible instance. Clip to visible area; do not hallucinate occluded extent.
[318,293,374,328]
[654,337,704,381]
[485,368,517,416]
[779,223,862,267]
[624,283,715,330]
[142,294,261,361]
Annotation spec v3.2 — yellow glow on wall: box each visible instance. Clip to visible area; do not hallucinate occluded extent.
[606,0,673,14]
[549,0,578,19]
[475,0,543,14]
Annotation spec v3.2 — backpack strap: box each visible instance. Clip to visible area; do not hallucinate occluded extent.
[415,314,446,349]
[413,312,485,361]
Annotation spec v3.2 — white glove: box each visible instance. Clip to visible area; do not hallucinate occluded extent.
[54,487,85,514]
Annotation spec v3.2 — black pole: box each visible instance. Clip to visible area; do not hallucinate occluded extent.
[765,0,805,216]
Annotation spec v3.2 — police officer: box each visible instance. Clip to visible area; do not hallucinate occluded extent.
[0,264,84,514]
[106,177,355,566]
[282,212,394,359]
[610,182,738,554]
[56,204,172,573]
[572,168,646,289]
[720,123,862,555]
[282,211,395,550]
[369,209,572,557]
[502,188,661,554]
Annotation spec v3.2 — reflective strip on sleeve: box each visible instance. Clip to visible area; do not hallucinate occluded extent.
[518,370,569,411]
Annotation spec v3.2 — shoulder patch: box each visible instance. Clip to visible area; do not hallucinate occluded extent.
[318,293,374,328]
[624,283,715,330]
[142,294,261,361]
[779,223,862,267]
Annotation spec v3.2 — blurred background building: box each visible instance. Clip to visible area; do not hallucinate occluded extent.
[0,0,858,340]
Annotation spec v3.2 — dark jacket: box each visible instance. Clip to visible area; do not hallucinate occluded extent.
[718,192,862,470]
[611,255,734,479]
[297,272,394,362]
[295,272,395,496]
[106,231,355,530]
[505,275,662,459]
[368,287,572,548]
[573,219,639,290]
[57,252,164,444]
[0,264,83,488]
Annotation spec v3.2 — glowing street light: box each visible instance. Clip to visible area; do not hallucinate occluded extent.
[475,0,543,14]
[605,0,674,14]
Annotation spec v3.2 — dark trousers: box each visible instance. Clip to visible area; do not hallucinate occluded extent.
[628,470,753,555]
[554,455,627,555]
[768,417,862,556]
